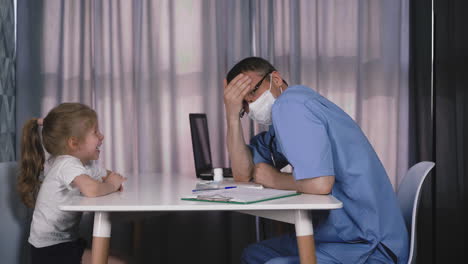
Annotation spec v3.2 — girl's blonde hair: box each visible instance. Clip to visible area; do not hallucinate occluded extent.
[18,103,97,208]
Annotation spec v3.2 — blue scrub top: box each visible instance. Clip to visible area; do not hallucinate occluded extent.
[248,85,409,264]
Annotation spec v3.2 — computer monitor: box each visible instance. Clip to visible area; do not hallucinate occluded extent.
[189,113,232,180]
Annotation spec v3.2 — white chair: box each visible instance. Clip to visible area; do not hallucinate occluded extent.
[397,161,435,264]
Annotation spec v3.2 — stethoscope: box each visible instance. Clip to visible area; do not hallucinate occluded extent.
[268,134,277,168]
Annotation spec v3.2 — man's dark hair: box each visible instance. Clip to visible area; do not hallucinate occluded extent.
[226,57,277,84]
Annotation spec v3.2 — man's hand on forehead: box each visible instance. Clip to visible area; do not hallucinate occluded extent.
[223,73,253,120]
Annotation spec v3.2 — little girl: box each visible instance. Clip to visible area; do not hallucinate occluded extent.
[18,102,126,264]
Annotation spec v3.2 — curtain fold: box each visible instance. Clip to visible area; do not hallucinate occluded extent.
[408,0,434,262]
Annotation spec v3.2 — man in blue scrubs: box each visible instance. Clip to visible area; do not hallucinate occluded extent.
[223,57,409,264]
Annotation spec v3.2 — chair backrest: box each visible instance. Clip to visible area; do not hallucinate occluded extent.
[396,161,435,264]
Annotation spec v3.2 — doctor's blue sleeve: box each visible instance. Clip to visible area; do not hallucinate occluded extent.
[248,131,274,166]
[272,99,334,180]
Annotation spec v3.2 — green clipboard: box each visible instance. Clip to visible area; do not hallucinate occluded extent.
[181,188,300,204]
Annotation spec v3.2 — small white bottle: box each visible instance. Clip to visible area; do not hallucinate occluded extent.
[213,168,224,182]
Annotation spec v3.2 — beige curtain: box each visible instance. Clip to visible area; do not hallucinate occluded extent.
[18,0,408,187]
[250,0,409,188]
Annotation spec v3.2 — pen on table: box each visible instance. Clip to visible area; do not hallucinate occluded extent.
[192,186,237,192]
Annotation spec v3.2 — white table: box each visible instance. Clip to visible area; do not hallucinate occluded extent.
[60,174,342,264]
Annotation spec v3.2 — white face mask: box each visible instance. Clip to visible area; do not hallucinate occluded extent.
[248,75,275,125]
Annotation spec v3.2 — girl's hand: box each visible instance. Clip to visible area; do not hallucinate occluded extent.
[104,172,127,191]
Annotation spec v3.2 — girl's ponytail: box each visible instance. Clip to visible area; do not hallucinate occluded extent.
[18,118,45,208]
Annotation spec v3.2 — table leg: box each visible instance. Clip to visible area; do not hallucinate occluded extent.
[91,212,111,264]
[295,210,316,264]
[132,220,143,261]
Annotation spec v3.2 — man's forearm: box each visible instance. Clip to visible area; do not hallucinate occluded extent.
[271,172,297,190]
[253,163,334,194]
[227,118,254,182]
[260,172,334,194]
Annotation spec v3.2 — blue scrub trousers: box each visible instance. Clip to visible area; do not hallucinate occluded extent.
[241,234,396,264]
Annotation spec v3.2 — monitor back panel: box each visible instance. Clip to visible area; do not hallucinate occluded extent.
[189,113,213,178]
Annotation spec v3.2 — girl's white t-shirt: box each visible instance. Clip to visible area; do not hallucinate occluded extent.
[28,155,106,248]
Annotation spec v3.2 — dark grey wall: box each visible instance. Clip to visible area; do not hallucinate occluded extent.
[15,0,43,160]
[0,0,16,162]
[0,162,30,264]
[1,2,30,263]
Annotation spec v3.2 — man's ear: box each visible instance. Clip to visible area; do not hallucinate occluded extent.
[271,71,283,86]
[67,136,80,151]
